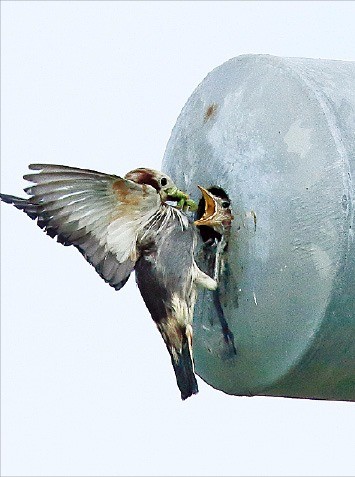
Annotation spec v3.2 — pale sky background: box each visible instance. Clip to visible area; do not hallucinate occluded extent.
[1,2,355,476]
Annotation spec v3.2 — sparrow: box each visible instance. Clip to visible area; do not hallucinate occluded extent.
[0,164,217,400]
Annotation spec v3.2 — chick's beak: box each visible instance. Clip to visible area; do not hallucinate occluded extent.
[194,186,217,226]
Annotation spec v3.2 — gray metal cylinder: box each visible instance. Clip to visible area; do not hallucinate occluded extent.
[162,54,355,401]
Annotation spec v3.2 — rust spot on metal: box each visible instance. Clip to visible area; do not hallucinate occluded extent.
[204,103,218,122]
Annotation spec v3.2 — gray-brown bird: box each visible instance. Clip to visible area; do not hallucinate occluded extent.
[0,164,217,400]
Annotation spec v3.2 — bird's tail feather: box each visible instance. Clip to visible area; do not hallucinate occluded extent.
[170,333,198,400]
[0,194,38,220]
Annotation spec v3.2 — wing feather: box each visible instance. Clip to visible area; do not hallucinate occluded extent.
[17,163,161,290]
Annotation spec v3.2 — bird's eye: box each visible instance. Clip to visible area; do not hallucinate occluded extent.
[222,201,230,209]
[160,177,168,186]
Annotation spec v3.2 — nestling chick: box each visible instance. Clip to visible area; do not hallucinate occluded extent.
[195,185,234,282]
[194,185,233,235]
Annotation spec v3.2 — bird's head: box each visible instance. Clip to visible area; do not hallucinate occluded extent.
[194,186,233,234]
[125,168,197,210]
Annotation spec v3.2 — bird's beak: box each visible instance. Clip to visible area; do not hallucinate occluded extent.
[194,186,217,226]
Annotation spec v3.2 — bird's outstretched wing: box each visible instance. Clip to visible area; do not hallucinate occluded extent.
[1,163,161,290]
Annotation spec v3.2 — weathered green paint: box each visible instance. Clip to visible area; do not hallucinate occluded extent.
[163,54,355,401]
